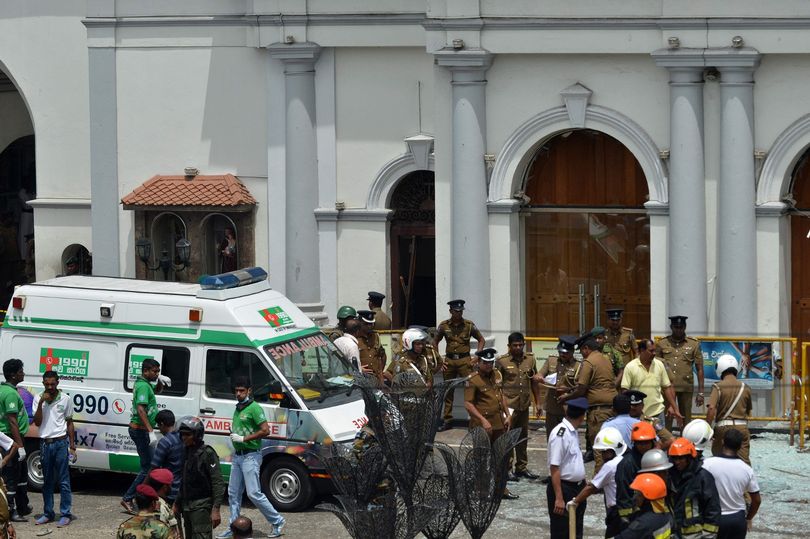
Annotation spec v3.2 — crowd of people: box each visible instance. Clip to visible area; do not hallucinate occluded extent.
[331,296,762,539]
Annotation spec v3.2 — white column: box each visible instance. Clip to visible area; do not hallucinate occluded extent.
[436,49,493,332]
[267,43,325,317]
[652,50,708,333]
[711,50,761,335]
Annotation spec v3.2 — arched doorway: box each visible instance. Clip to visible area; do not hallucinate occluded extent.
[789,151,810,343]
[200,213,239,275]
[389,170,436,329]
[523,130,650,337]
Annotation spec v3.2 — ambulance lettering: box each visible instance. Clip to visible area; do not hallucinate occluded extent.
[39,347,89,381]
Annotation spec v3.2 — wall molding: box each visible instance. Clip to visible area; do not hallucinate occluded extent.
[757,113,810,204]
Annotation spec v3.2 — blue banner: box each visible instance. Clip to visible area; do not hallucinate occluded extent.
[700,341,774,390]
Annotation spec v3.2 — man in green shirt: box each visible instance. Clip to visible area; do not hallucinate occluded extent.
[0,359,31,522]
[217,377,285,539]
[122,358,169,514]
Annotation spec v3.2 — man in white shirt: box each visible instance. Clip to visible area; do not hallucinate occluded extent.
[32,371,76,527]
[334,318,362,372]
[702,429,761,539]
[547,397,588,539]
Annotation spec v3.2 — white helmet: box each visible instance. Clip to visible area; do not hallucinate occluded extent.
[682,419,714,452]
[640,449,673,472]
[401,328,428,352]
[715,354,739,378]
[593,426,627,456]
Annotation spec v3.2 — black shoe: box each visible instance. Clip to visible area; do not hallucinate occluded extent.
[502,491,520,500]
[507,472,520,482]
[19,504,33,517]
[515,469,540,480]
[583,450,594,463]
[10,512,28,523]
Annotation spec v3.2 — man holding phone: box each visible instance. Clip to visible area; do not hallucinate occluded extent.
[33,371,76,527]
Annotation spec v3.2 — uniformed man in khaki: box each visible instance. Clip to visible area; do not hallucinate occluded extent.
[356,310,387,382]
[433,299,485,431]
[605,308,638,366]
[656,315,704,431]
[560,335,618,473]
[496,332,542,480]
[706,354,752,464]
[367,291,392,330]
[538,335,580,440]
[465,348,518,500]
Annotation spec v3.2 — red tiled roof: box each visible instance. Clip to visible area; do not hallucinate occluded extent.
[121,174,256,208]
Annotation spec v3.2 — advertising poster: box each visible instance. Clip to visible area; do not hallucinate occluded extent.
[700,341,774,390]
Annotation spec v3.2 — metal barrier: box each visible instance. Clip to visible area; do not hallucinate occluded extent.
[800,343,809,449]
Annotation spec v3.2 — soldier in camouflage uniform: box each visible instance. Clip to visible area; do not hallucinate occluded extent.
[0,476,15,539]
[591,326,624,387]
[433,299,485,431]
[605,308,638,366]
[117,484,170,539]
[327,306,357,341]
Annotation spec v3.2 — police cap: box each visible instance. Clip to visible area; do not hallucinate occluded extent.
[357,310,376,324]
[606,308,624,320]
[367,291,385,303]
[476,348,498,362]
[624,389,647,405]
[447,299,466,311]
[557,335,577,354]
[668,315,688,326]
[566,397,590,411]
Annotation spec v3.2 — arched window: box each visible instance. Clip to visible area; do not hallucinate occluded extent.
[200,214,238,275]
[149,213,188,281]
[60,244,91,276]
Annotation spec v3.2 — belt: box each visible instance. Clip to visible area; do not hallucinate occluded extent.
[715,419,748,427]
[43,435,68,444]
[561,479,586,487]
[446,353,470,360]
[234,448,258,456]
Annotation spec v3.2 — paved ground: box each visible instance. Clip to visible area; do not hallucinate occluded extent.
[13,426,808,538]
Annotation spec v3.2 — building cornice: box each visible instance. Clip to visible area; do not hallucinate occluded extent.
[755,201,789,217]
[27,198,92,210]
[487,199,521,214]
[336,209,392,222]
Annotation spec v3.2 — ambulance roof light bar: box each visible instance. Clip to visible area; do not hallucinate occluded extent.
[199,267,268,290]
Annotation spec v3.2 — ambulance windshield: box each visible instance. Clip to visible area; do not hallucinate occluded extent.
[264,332,359,410]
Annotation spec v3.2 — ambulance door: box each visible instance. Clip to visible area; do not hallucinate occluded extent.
[199,347,289,459]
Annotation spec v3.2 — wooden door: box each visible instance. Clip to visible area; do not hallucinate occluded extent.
[791,154,810,343]
[523,130,650,338]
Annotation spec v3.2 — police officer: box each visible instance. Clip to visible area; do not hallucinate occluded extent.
[560,336,618,473]
[656,315,704,432]
[367,292,392,330]
[327,306,357,341]
[605,308,638,366]
[496,332,542,480]
[706,355,752,464]
[464,348,518,500]
[356,310,387,381]
[433,299,485,431]
[539,336,580,439]
[547,397,589,539]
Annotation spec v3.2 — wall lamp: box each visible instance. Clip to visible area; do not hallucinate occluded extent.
[136,237,192,280]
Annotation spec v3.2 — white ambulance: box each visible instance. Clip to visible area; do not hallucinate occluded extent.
[0,268,367,511]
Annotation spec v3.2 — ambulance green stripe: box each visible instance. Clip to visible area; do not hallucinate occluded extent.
[109,453,232,479]
[4,316,318,347]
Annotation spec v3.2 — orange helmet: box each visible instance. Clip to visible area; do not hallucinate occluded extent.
[668,437,697,458]
[630,473,668,500]
[631,421,656,442]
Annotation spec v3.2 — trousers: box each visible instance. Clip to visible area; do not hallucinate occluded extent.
[442,358,472,422]
[666,391,693,432]
[41,437,72,519]
[718,510,747,539]
[547,480,586,539]
[228,451,283,526]
[0,448,28,514]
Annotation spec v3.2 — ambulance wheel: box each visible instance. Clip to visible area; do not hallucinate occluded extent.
[261,457,313,512]
[26,448,44,492]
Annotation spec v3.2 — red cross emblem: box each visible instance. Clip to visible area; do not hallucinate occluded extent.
[262,310,280,327]
[40,349,60,371]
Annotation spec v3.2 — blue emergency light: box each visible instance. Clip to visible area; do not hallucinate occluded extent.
[200,267,268,290]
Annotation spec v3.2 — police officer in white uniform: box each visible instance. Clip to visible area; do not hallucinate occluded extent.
[547,396,589,539]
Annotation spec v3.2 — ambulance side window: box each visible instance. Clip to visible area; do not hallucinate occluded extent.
[124,345,190,397]
[205,349,281,404]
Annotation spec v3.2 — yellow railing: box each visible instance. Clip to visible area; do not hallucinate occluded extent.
[801,343,809,450]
